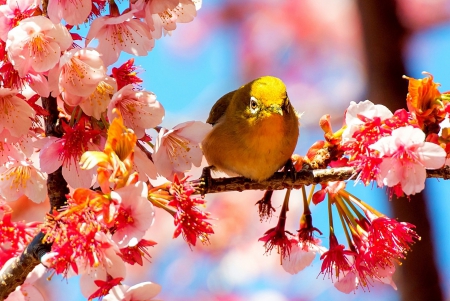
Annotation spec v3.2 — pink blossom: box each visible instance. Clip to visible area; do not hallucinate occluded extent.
[107,84,164,139]
[370,126,446,195]
[110,181,155,248]
[6,16,72,77]
[0,158,47,203]
[49,48,106,104]
[39,120,100,188]
[103,282,161,301]
[72,76,117,119]
[134,144,157,181]
[47,0,92,25]
[153,121,211,179]
[86,10,154,66]
[282,239,326,275]
[0,88,35,138]
[0,0,39,41]
[342,100,393,143]
[135,0,198,39]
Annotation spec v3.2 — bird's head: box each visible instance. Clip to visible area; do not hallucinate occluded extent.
[231,76,291,124]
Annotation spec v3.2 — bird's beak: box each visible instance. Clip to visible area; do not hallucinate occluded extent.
[269,104,283,116]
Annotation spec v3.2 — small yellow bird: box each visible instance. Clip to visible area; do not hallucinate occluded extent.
[202,76,299,181]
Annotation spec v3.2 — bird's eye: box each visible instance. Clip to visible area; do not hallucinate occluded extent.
[250,96,258,112]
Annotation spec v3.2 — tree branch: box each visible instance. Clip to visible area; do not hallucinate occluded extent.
[194,166,450,195]
[0,96,69,301]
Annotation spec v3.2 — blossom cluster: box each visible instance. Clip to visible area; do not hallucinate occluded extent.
[0,0,217,299]
[257,72,450,293]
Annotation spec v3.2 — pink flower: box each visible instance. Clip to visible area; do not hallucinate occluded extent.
[342,100,393,143]
[0,88,35,138]
[109,181,155,248]
[39,119,100,188]
[47,0,92,25]
[135,0,198,39]
[86,10,154,66]
[134,144,157,181]
[153,121,211,179]
[312,181,346,205]
[108,84,164,139]
[72,76,117,119]
[0,0,39,41]
[6,16,72,77]
[169,175,214,246]
[0,158,47,203]
[103,282,162,301]
[282,239,326,275]
[370,126,446,195]
[49,48,106,104]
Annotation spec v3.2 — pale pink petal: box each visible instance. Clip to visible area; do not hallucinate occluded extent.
[79,268,107,298]
[281,243,316,275]
[392,125,425,146]
[400,163,426,195]
[126,282,162,300]
[103,285,127,301]
[173,121,212,143]
[134,145,157,180]
[62,163,96,188]
[39,137,63,174]
[416,143,446,169]
[48,0,92,25]
[0,89,35,138]
[28,73,50,97]
[334,271,358,294]
[379,158,401,187]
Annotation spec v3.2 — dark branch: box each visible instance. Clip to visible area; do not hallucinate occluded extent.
[0,96,68,300]
[194,166,450,195]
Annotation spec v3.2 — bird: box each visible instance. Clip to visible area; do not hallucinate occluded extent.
[201,76,299,182]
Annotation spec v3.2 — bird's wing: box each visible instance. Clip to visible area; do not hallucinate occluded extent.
[206,90,235,125]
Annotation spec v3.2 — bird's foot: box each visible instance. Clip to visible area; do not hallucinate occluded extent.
[199,166,214,196]
[281,158,297,184]
[255,190,275,222]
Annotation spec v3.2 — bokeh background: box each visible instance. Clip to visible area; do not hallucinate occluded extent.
[10,0,450,300]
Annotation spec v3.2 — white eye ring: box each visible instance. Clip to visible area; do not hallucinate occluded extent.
[250,96,258,113]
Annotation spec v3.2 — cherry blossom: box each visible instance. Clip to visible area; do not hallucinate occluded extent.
[86,10,154,66]
[0,158,47,203]
[109,181,155,248]
[168,175,213,246]
[75,76,117,119]
[103,282,162,301]
[0,88,35,138]
[370,126,446,195]
[112,58,143,90]
[282,239,326,275]
[135,0,198,39]
[341,100,393,143]
[47,0,92,25]
[49,47,106,104]
[6,16,72,77]
[153,121,211,179]
[108,84,164,139]
[0,0,40,41]
[39,119,100,188]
